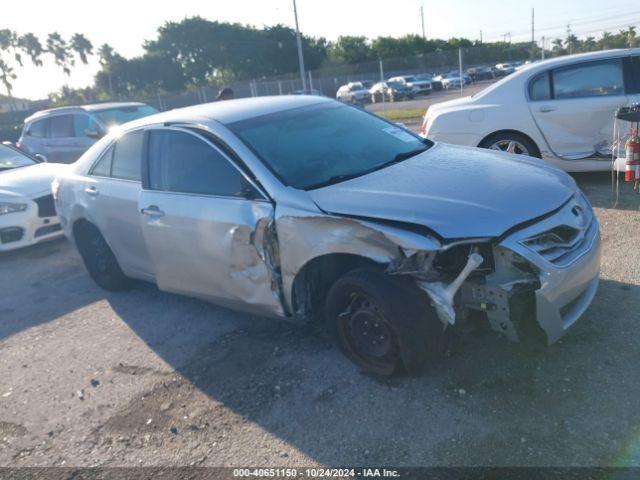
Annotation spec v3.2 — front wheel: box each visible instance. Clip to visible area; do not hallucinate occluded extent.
[325,268,446,376]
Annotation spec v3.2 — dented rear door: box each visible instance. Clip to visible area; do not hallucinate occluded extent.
[529,56,629,159]
[138,127,284,316]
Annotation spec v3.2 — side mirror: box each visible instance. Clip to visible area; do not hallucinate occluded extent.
[34,154,48,163]
[84,129,103,139]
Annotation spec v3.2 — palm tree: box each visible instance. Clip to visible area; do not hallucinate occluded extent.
[565,34,579,54]
[70,33,93,64]
[552,38,564,54]
[599,31,613,49]
[625,26,637,47]
[46,32,73,76]
[18,33,44,66]
[98,44,117,97]
[0,59,16,98]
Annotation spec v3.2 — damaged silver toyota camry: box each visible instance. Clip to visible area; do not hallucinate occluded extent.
[53,96,601,375]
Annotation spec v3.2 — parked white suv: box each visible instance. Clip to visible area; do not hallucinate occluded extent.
[388,76,432,95]
[336,82,370,104]
[422,49,639,172]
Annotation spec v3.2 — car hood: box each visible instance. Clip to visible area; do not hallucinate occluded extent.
[308,143,576,239]
[0,162,69,198]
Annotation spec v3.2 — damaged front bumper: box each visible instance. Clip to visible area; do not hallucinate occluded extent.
[500,200,601,344]
[413,193,601,345]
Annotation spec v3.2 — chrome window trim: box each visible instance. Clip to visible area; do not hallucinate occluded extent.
[142,125,269,202]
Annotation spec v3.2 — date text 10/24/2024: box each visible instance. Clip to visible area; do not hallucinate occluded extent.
[232,468,401,478]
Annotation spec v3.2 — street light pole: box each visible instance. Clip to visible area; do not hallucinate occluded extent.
[292,0,307,91]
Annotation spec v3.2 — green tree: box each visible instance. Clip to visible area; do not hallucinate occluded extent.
[328,36,372,64]
[46,32,73,76]
[70,33,93,64]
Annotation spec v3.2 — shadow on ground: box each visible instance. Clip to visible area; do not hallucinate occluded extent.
[0,238,104,341]
[98,273,640,466]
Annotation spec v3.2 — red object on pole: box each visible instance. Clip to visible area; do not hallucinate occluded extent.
[625,127,640,182]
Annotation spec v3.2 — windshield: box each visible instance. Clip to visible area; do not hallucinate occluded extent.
[228,102,431,190]
[416,74,432,81]
[387,81,403,89]
[404,76,415,82]
[93,105,158,127]
[349,82,364,90]
[0,144,36,170]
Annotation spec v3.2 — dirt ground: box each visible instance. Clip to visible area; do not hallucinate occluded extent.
[1,172,639,468]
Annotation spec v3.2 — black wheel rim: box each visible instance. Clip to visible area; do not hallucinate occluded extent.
[338,292,399,372]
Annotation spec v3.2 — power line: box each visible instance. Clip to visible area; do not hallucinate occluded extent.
[476,5,640,42]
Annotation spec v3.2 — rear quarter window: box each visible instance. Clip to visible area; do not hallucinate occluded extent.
[28,119,48,137]
[529,72,551,101]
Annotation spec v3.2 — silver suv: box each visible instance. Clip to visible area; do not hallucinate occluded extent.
[54,96,600,375]
[18,102,157,164]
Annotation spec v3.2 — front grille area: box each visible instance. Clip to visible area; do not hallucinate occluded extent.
[34,194,56,218]
[521,216,597,267]
[0,227,24,244]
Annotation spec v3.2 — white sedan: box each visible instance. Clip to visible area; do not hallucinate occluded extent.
[0,143,67,251]
[422,48,639,172]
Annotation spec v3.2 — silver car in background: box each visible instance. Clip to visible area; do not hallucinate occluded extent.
[18,102,158,164]
[54,96,601,375]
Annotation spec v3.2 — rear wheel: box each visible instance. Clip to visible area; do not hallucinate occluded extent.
[74,222,132,291]
[479,132,541,158]
[325,268,446,376]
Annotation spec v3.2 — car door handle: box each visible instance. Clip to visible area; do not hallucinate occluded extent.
[141,205,165,217]
[84,186,99,196]
[538,105,556,113]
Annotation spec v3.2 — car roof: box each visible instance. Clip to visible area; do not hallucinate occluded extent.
[517,48,640,73]
[119,95,332,131]
[24,102,149,123]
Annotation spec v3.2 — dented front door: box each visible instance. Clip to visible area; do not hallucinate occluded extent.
[138,127,284,316]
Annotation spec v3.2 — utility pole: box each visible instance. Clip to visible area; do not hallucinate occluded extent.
[531,8,535,59]
[567,24,572,54]
[292,0,307,91]
[480,30,483,43]
[420,4,426,39]
[458,48,463,96]
[541,36,545,59]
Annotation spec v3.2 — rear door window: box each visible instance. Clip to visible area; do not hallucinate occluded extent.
[49,115,75,138]
[552,59,624,99]
[111,131,144,181]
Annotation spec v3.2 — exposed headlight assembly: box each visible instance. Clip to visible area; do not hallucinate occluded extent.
[0,202,27,215]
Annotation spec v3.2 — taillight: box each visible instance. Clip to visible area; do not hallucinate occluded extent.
[420,115,431,137]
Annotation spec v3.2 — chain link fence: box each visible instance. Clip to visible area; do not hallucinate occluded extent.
[0,44,537,141]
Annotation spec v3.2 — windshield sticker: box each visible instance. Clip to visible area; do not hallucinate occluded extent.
[382,126,416,143]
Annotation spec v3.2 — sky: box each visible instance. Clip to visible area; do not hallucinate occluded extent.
[2,0,639,99]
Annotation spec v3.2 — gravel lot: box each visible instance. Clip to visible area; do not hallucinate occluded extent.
[1,172,639,468]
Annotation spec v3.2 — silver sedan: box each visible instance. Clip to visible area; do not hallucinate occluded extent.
[54,96,601,375]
